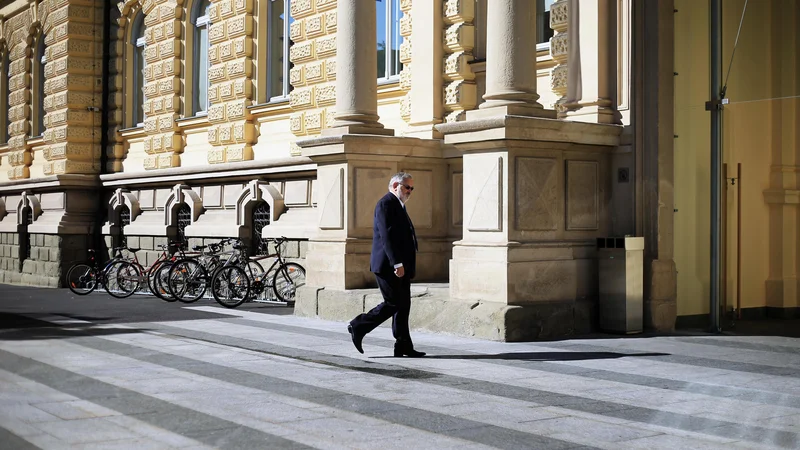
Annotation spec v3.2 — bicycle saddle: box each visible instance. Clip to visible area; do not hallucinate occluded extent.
[193,245,207,251]
[127,248,141,253]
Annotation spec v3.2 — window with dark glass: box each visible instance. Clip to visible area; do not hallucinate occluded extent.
[377,0,403,80]
[0,49,9,144]
[251,202,271,255]
[193,0,211,115]
[32,34,46,137]
[176,204,192,243]
[268,0,293,100]
[131,12,146,126]
[537,0,555,45]
[119,205,131,248]
[21,207,32,262]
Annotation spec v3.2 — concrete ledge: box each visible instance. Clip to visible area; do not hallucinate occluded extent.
[296,284,597,341]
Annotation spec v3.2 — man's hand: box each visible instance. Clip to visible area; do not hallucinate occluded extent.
[394,266,405,278]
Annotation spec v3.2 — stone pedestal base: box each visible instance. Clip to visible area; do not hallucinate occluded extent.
[449,242,598,306]
[295,283,596,341]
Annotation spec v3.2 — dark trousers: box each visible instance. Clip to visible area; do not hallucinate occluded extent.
[350,272,412,345]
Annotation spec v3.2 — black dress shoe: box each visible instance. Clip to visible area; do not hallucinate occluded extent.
[347,324,364,354]
[394,343,426,358]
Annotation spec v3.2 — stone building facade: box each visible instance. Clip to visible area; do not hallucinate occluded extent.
[0,0,794,339]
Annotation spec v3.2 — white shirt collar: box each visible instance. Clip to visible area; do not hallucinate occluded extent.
[391,190,405,208]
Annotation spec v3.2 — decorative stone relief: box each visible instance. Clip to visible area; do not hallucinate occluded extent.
[288,0,339,147]
[549,0,568,115]
[399,0,412,123]
[565,160,599,230]
[5,8,35,179]
[319,168,343,229]
[206,0,256,165]
[515,157,558,231]
[466,156,502,232]
[442,0,476,123]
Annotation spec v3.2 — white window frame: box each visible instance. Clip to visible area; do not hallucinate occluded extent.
[193,1,211,116]
[377,0,402,82]
[268,0,292,102]
[135,35,146,127]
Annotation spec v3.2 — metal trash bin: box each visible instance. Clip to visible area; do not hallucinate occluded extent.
[597,237,644,334]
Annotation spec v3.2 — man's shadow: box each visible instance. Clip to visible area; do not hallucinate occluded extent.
[373,351,670,361]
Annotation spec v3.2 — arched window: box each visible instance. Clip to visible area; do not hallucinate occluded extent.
[252,202,271,255]
[32,33,46,136]
[0,48,9,144]
[192,0,211,115]
[268,0,292,100]
[377,0,402,81]
[176,204,191,243]
[20,207,32,265]
[131,12,146,127]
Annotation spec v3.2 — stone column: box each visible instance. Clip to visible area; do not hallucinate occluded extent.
[42,1,103,175]
[471,0,552,119]
[565,0,621,124]
[141,0,183,170]
[325,0,392,135]
[205,0,257,164]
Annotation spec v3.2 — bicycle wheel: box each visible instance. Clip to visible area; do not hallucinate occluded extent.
[105,261,141,298]
[211,266,250,308]
[272,262,306,302]
[168,259,208,303]
[146,260,166,296]
[66,263,98,295]
[154,261,178,303]
[152,262,177,302]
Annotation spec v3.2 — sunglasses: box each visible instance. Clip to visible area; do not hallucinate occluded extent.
[400,184,414,192]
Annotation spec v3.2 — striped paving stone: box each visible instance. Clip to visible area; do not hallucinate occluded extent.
[0,308,798,449]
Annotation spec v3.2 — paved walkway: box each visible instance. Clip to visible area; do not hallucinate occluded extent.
[2,304,800,449]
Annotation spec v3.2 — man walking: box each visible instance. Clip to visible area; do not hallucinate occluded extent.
[347,172,426,357]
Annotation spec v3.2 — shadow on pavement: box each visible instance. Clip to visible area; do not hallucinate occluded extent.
[0,312,151,341]
[418,351,670,361]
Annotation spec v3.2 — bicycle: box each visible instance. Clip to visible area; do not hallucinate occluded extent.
[166,240,227,303]
[65,247,124,296]
[209,237,305,308]
[104,241,186,299]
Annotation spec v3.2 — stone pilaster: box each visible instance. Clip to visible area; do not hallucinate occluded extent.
[288,0,339,153]
[549,0,569,116]
[442,0,475,123]
[398,0,412,123]
[107,5,124,173]
[42,0,103,175]
[141,0,183,170]
[206,0,256,164]
[6,8,35,180]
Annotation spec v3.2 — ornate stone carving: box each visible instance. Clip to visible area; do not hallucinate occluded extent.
[549,0,568,114]
[442,1,476,122]
[289,0,338,137]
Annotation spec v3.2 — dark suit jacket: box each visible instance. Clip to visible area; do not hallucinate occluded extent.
[370,192,418,278]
